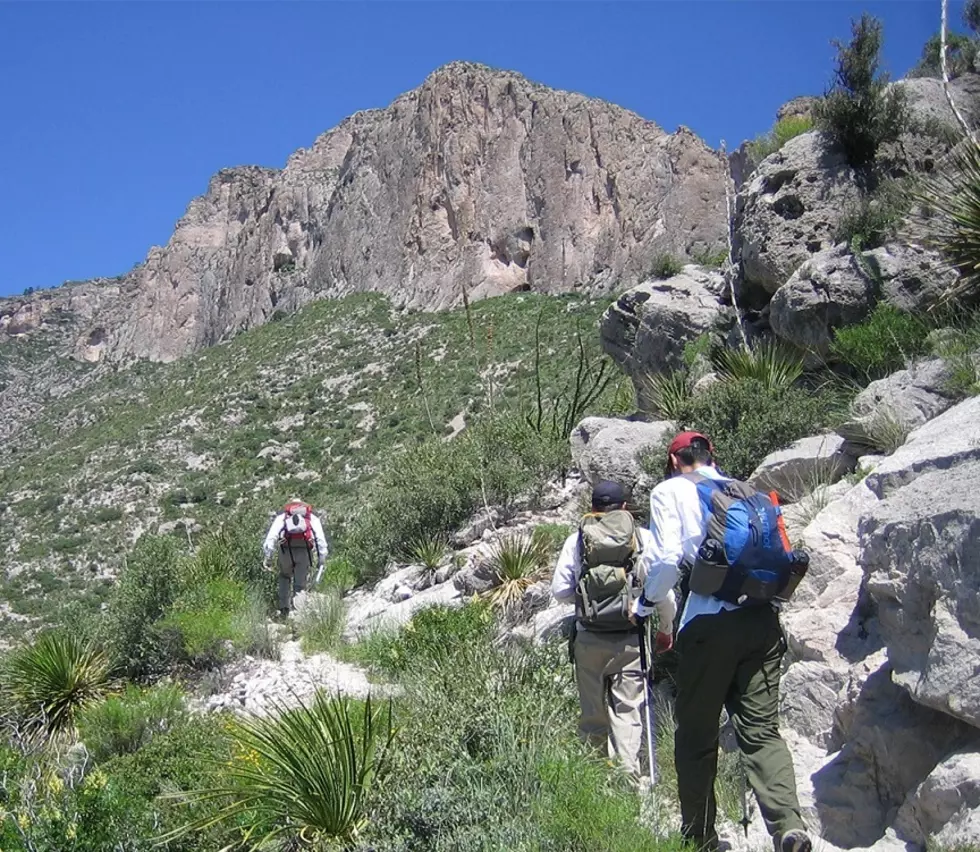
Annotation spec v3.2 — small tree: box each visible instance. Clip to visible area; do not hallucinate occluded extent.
[815,14,910,170]
[966,0,980,34]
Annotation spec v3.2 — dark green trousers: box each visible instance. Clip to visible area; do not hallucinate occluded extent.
[674,606,805,850]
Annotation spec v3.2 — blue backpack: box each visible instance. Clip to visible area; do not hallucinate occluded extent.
[683,472,809,606]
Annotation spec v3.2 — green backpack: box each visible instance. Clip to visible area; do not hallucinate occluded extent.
[575,510,640,632]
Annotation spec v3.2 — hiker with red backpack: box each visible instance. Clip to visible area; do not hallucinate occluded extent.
[550,480,678,785]
[632,432,812,852]
[262,498,329,617]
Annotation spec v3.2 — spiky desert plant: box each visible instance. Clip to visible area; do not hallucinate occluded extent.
[713,340,804,392]
[404,532,448,573]
[916,140,980,306]
[163,691,393,848]
[637,369,694,420]
[3,632,110,740]
[482,533,550,611]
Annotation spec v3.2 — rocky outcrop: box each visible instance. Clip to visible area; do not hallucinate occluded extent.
[599,265,729,402]
[837,358,959,450]
[735,132,861,298]
[5,62,729,365]
[747,433,857,502]
[569,416,674,500]
[778,394,980,849]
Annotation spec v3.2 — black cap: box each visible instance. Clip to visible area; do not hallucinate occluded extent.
[591,480,627,509]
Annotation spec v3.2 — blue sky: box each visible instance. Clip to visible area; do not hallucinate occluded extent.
[0,1,960,298]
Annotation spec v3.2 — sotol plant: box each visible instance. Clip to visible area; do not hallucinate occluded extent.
[712,340,804,392]
[3,632,110,739]
[483,533,551,611]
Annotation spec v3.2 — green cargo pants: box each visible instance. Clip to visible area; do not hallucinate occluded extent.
[674,605,805,851]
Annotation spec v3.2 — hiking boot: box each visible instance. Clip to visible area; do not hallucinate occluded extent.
[279,607,290,619]
[778,829,812,852]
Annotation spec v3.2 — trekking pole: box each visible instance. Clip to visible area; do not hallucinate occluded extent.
[739,749,751,838]
[637,617,658,789]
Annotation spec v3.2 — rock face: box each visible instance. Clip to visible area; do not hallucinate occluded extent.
[747,433,857,502]
[736,131,861,297]
[837,358,958,450]
[569,416,674,500]
[599,265,729,402]
[778,395,980,849]
[4,62,728,365]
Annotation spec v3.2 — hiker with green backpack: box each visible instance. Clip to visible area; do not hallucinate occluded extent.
[632,432,812,852]
[550,480,677,784]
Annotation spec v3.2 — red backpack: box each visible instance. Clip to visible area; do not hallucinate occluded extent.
[280,501,315,549]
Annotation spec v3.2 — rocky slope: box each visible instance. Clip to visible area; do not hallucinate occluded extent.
[0,61,728,372]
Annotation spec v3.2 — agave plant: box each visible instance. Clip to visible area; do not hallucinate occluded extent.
[3,632,110,739]
[713,340,804,392]
[163,691,394,848]
[482,533,550,611]
[636,369,694,420]
[915,139,980,306]
[404,533,448,573]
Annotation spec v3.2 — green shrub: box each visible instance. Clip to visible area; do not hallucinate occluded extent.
[164,693,393,849]
[160,576,249,668]
[637,370,694,420]
[747,115,815,162]
[649,253,684,280]
[403,532,448,572]
[911,30,979,79]
[482,533,550,611]
[831,303,931,380]
[814,13,910,169]
[231,589,282,660]
[662,378,851,481]
[3,632,110,740]
[835,180,909,250]
[712,340,804,392]
[76,682,187,761]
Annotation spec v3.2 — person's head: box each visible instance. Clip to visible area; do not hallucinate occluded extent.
[665,431,714,478]
[590,480,628,513]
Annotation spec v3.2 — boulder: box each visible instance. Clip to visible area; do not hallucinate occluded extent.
[569,416,674,499]
[858,402,980,729]
[599,267,729,404]
[748,433,858,502]
[866,242,959,311]
[736,132,862,296]
[837,358,959,451]
[893,747,980,848]
[343,567,462,639]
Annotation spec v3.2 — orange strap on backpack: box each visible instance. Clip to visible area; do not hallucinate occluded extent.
[769,491,793,552]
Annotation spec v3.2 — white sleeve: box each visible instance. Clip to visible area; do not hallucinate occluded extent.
[550,533,581,602]
[642,489,683,605]
[310,515,328,562]
[262,515,284,559]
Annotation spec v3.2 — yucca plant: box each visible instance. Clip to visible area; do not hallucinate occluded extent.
[2,632,110,740]
[163,691,394,848]
[915,140,980,306]
[713,340,804,392]
[482,533,550,611]
[403,533,448,573]
[636,369,694,420]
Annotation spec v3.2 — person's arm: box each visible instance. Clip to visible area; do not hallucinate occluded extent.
[310,515,328,564]
[262,515,283,559]
[550,533,581,603]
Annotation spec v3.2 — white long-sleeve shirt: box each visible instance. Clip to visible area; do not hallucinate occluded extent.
[551,524,677,628]
[644,464,739,632]
[262,511,329,563]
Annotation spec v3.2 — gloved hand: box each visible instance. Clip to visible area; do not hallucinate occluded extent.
[631,595,657,620]
[654,630,674,654]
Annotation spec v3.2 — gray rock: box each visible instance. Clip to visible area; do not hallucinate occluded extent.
[837,358,959,451]
[893,747,980,848]
[769,246,876,357]
[866,242,959,311]
[736,132,862,296]
[28,62,726,365]
[777,96,819,122]
[780,661,846,749]
[569,416,674,499]
[749,433,858,502]
[453,551,500,597]
[599,266,729,404]
[860,458,980,729]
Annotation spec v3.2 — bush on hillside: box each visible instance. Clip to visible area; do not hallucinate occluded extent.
[831,303,931,380]
[655,378,851,481]
[815,13,910,170]
[345,416,567,579]
[649,253,684,280]
[835,180,909,250]
[911,31,979,79]
[747,115,815,162]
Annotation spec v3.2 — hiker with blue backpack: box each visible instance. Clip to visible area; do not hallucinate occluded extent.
[262,498,329,617]
[632,431,812,852]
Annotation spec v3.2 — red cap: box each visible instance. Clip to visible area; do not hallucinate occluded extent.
[667,431,715,457]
